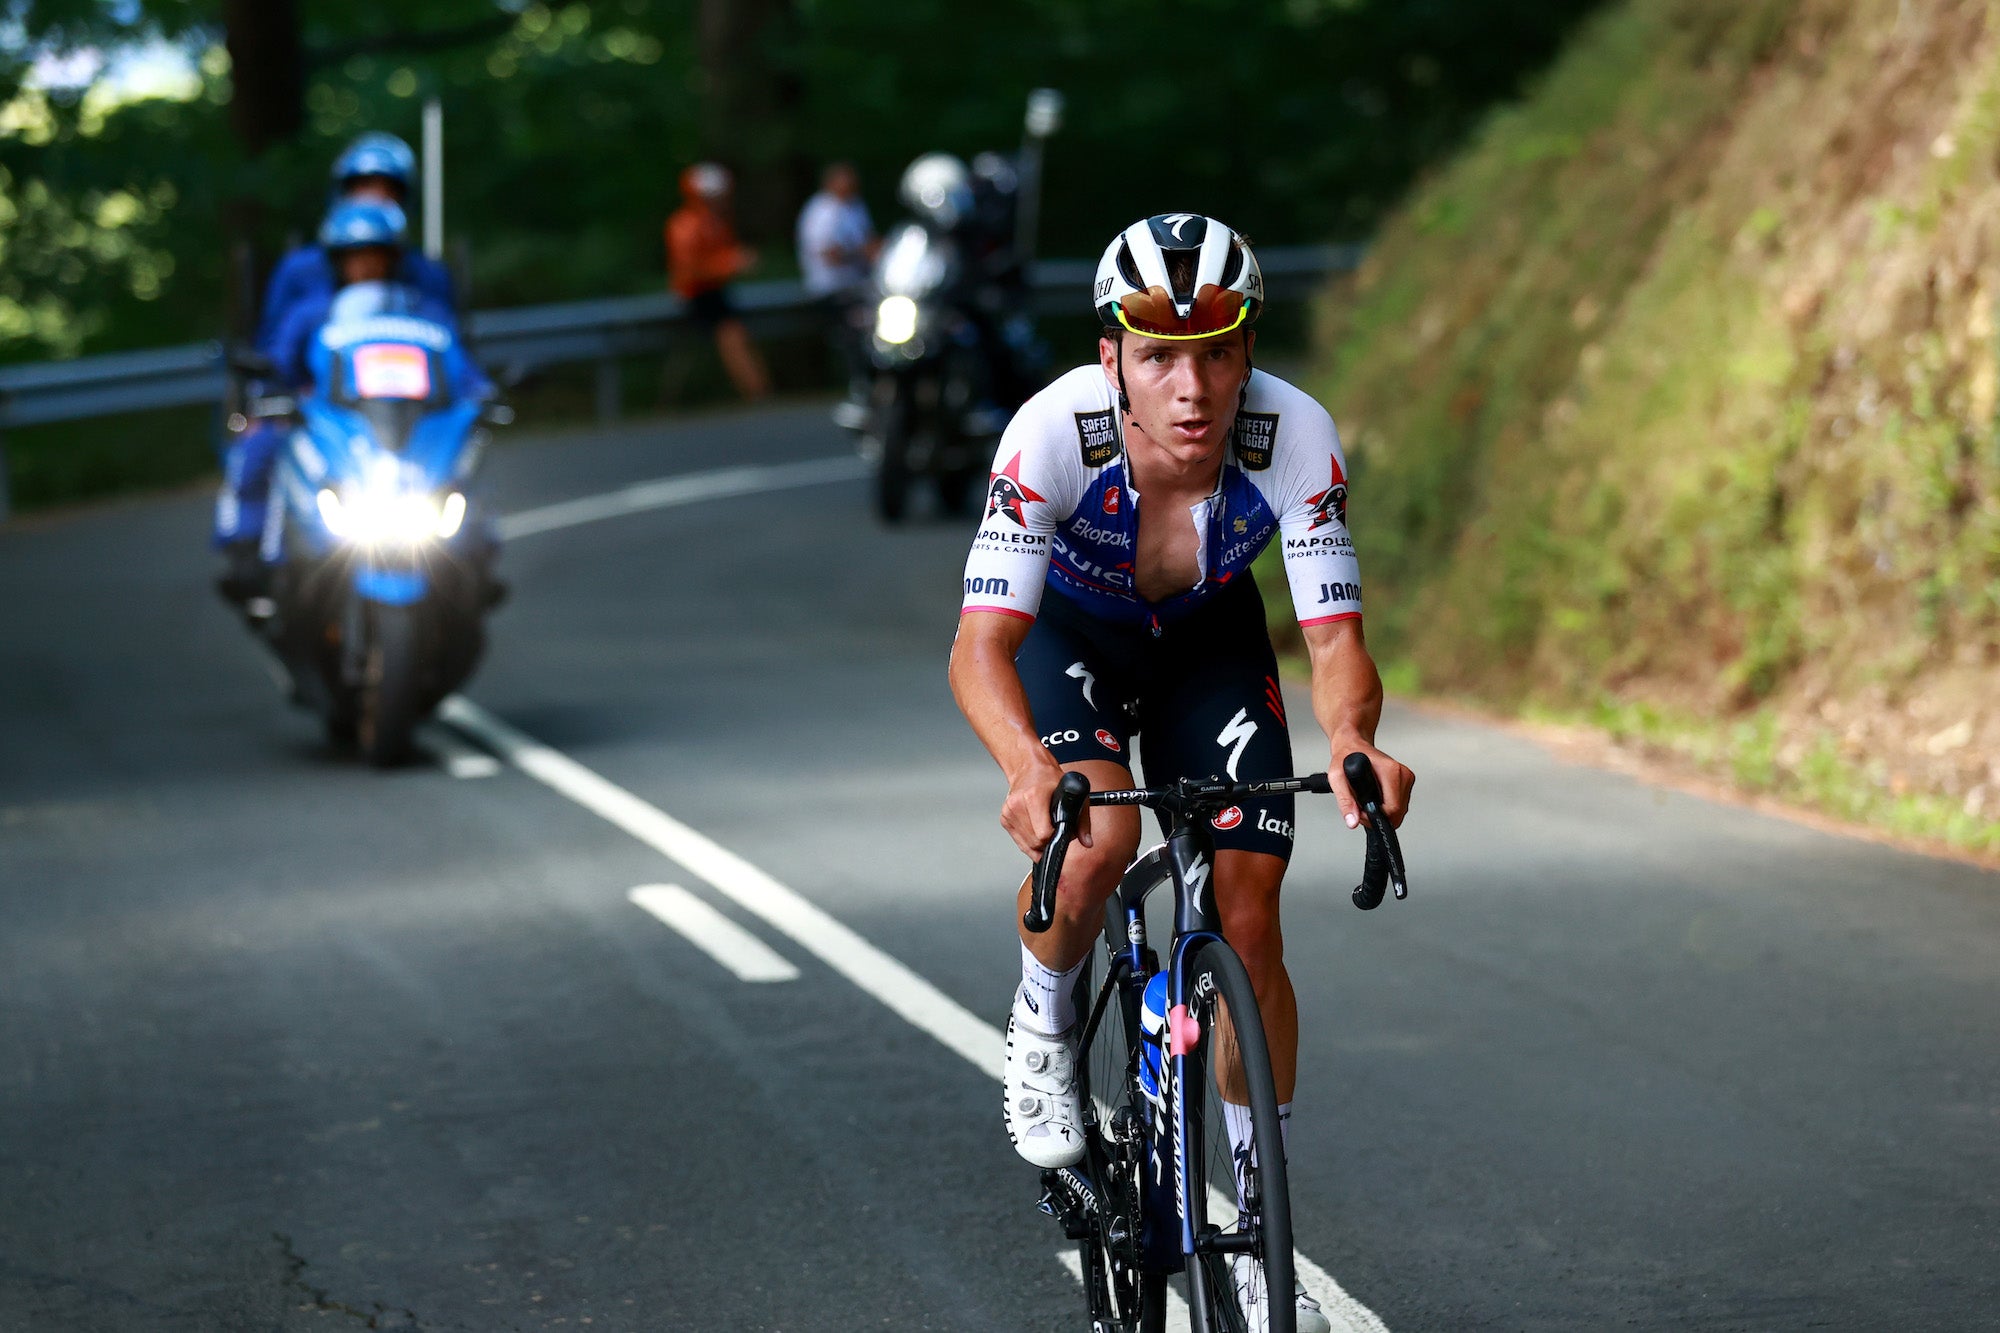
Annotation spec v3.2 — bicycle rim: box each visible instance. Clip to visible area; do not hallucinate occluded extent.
[1181,940,1294,1333]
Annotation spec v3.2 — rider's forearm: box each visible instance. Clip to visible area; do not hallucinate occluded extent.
[950,629,1059,784]
[1305,623,1384,757]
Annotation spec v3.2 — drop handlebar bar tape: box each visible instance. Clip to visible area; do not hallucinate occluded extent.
[1343,751,1409,910]
[1024,772,1091,934]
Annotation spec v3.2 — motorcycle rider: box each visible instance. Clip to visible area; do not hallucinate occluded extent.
[218,133,455,600]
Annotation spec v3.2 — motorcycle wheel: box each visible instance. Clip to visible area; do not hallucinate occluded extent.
[357,604,420,768]
[873,382,915,524]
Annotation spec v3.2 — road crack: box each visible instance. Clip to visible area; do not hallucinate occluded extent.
[274,1232,426,1329]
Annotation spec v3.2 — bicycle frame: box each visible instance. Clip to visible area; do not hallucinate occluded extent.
[1094,796,1234,1264]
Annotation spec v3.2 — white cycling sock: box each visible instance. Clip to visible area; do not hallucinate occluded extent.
[1015,941,1086,1036]
[1225,1101,1295,1212]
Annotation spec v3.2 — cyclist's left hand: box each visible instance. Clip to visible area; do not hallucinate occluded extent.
[1328,741,1414,830]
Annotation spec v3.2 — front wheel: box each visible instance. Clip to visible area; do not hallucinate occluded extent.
[357,604,421,767]
[872,379,915,524]
[1077,957,1168,1333]
[1180,940,1295,1333]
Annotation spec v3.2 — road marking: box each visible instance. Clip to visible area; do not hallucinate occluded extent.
[439,695,1387,1332]
[497,455,867,540]
[415,722,501,779]
[1055,1249,1193,1330]
[440,695,1004,1076]
[628,884,800,983]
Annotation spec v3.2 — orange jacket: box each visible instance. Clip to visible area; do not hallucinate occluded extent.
[666,203,750,299]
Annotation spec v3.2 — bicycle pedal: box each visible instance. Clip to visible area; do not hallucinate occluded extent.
[1036,1188,1058,1218]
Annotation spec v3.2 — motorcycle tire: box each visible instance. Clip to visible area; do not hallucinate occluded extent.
[873,384,915,524]
[935,466,981,518]
[357,604,421,768]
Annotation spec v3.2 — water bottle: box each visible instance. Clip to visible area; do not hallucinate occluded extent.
[1138,972,1170,1107]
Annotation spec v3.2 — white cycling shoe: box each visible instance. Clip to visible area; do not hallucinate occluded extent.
[1231,1255,1333,1333]
[1003,1015,1085,1168]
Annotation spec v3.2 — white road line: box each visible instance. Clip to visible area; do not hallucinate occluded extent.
[440,695,1004,1077]
[628,884,801,983]
[1055,1249,1192,1330]
[439,695,1387,1332]
[414,722,501,779]
[497,455,867,540]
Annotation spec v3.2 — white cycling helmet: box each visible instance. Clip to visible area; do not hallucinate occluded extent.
[899,152,974,229]
[1093,214,1262,339]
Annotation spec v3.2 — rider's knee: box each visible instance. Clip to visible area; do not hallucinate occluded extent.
[1052,835,1135,931]
[1218,856,1287,970]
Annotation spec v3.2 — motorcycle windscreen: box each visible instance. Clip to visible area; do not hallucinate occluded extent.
[332,341,450,453]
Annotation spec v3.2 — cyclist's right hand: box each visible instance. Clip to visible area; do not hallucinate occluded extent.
[1002,758,1091,860]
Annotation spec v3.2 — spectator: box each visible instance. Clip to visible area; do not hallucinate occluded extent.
[665,163,770,401]
[796,162,879,426]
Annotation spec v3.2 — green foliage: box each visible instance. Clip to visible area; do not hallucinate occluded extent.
[2,0,1607,369]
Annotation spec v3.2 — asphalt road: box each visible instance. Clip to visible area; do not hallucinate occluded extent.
[2,402,1996,1331]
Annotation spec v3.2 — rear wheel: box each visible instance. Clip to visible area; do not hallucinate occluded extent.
[1078,951,1167,1333]
[1180,940,1295,1333]
[357,604,420,768]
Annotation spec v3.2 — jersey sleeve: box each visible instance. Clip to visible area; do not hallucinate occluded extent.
[1270,406,1363,626]
[959,392,1082,622]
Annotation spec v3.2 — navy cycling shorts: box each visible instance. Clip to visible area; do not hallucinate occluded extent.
[1016,577,1298,860]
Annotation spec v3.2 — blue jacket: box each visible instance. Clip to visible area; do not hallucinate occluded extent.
[256,245,456,352]
[272,283,486,400]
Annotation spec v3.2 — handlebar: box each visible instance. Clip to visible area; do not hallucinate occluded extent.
[1024,772,1089,934]
[1020,755,1408,933]
[1344,752,1409,910]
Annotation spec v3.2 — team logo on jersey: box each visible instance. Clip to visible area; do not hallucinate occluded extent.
[1102,486,1121,515]
[1075,410,1119,468]
[1095,729,1122,753]
[1233,412,1278,471]
[985,453,1044,527]
[1212,806,1244,831]
[1305,457,1348,531]
[1233,515,1248,535]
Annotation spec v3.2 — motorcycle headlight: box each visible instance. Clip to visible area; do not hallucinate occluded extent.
[875,295,919,346]
[317,485,447,547]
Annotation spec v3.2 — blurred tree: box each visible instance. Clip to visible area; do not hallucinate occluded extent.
[1,0,1606,365]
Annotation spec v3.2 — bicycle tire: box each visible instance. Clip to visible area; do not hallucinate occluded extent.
[1179,939,1295,1333]
[1077,952,1168,1333]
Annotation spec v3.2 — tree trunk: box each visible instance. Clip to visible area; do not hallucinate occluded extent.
[220,0,304,336]
[222,0,304,159]
[696,0,809,248]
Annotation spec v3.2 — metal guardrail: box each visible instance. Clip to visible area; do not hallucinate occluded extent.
[0,243,1360,520]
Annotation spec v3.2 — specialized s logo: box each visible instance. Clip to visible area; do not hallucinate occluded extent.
[1234,412,1278,471]
[1074,410,1119,468]
[985,453,1044,526]
[1305,457,1349,531]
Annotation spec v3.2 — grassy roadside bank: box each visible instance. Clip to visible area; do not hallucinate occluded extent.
[1281,0,2000,861]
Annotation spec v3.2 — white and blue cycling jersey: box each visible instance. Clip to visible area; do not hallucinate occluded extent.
[960,364,1364,630]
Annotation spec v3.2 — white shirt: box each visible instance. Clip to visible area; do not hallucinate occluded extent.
[961,365,1363,629]
[795,192,875,295]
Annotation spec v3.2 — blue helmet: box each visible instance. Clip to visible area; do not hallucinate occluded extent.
[332,132,416,192]
[319,198,408,250]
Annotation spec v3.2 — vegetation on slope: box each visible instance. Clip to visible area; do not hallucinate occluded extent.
[1304,0,2000,852]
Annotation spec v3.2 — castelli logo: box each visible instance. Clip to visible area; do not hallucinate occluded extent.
[1103,487,1121,515]
[1211,806,1243,830]
[1095,729,1122,752]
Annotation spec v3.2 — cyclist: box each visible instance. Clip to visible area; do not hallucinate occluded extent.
[948,214,1414,1331]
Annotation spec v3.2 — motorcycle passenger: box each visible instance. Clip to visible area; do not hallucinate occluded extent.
[254,133,455,351]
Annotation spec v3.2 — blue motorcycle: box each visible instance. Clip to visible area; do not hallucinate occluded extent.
[235,285,506,765]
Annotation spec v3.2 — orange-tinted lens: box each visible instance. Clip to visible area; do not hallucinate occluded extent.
[1117,284,1246,339]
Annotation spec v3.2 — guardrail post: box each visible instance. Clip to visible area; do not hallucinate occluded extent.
[595,355,622,425]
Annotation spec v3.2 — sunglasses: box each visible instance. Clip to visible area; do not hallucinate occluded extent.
[1114,283,1249,340]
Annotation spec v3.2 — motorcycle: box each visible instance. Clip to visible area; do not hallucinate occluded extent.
[228,289,506,766]
[859,220,1018,523]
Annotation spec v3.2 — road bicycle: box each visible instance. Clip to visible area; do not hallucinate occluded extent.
[1028,753,1408,1332]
